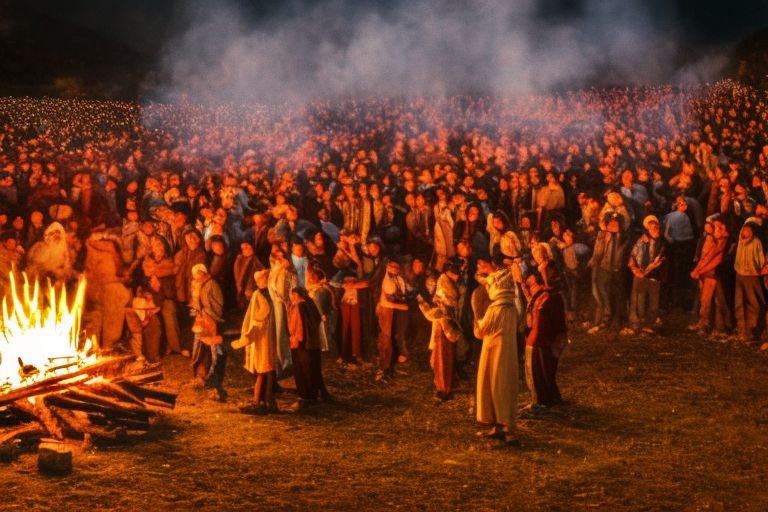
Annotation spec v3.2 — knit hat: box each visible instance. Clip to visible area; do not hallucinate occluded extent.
[191,263,208,277]
[642,215,660,230]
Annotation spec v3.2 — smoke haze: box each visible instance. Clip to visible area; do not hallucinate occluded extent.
[153,0,728,103]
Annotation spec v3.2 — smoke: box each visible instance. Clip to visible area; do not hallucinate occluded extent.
[150,0,726,103]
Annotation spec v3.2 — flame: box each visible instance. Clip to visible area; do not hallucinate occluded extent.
[0,272,98,391]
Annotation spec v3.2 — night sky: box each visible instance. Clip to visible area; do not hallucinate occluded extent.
[31,0,768,54]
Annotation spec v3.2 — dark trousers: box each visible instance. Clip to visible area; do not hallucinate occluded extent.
[698,276,733,331]
[593,267,624,327]
[666,240,695,309]
[734,274,764,338]
[340,303,361,362]
[291,347,325,400]
[376,307,409,371]
[628,276,661,329]
[525,345,562,406]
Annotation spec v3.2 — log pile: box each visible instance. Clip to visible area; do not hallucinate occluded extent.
[0,356,177,455]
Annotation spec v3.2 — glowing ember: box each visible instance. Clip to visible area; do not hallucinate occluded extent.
[0,272,97,391]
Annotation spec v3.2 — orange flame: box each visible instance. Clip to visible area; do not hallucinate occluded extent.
[0,272,97,390]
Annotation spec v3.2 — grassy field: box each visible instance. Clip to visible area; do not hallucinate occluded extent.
[1,316,767,511]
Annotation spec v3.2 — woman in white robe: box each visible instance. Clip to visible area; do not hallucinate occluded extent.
[268,248,297,378]
[232,270,277,414]
[474,267,520,445]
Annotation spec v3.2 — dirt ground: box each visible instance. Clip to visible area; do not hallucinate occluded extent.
[1,314,768,511]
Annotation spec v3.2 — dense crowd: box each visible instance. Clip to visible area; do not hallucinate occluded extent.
[1,79,767,443]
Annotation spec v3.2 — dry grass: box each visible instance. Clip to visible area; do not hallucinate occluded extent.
[1,315,768,511]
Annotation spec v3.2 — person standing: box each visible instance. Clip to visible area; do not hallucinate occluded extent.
[190,264,227,402]
[623,215,666,336]
[524,271,567,411]
[232,270,278,414]
[142,235,185,356]
[587,213,628,334]
[473,267,520,446]
[287,287,331,411]
[268,247,297,377]
[375,261,409,381]
[663,196,697,310]
[418,274,461,401]
[733,218,766,342]
[689,216,731,337]
[174,228,207,350]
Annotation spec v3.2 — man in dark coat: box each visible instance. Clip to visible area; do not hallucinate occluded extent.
[524,272,567,410]
[287,287,331,411]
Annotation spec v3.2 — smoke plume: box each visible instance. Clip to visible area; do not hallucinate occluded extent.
[151,0,727,103]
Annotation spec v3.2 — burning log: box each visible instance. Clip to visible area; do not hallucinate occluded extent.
[0,273,177,460]
[0,356,134,407]
[0,365,177,452]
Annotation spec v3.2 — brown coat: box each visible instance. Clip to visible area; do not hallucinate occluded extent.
[174,245,206,304]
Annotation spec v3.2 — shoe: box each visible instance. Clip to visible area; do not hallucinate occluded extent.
[180,350,191,358]
[475,427,504,439]
[760,342,768,351]
[374,370,386,382]
[619,327,635,336]
[587,325,601,335]
[503,435,521,447]
[320,392,335,403]
[397,355,408,364]
[239,402,266,415]
[289,400,305,412]
[686,323,701,331]
[216,389,228,403]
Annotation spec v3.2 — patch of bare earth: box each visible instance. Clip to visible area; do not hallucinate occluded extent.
[1,317,767,511]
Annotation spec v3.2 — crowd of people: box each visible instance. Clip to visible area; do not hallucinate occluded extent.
[1,79,767,444]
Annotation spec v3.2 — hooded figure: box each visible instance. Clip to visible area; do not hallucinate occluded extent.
[418,273,462,401]
[473,267,520,445]
[232,270,278,414]
[83,229,132,351]
[25,222,73,282]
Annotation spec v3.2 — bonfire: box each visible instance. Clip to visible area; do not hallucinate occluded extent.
[0,272,176,455]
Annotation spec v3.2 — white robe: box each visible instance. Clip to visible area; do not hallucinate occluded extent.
[474,290,519,429]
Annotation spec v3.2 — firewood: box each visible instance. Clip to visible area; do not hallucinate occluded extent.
[65,388,151,415]
[87,414,150,431]
[142,398,175,409]
[50,407,118,441]
[118,381,177,407]
[121,371,165,385]
[85,381,145,407]
[44,395,153,422]
[0,356,133,406]
[33,398,65,440]
[0,423,45,446]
